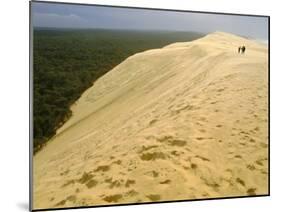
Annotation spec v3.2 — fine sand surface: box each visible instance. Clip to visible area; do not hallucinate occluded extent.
[33,32,268,209]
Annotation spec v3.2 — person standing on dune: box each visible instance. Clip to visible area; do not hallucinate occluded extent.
[238,46,241,53]
[241,45,246,54]
[238,46,246,54]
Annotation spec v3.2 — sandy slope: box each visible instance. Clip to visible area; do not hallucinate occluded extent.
[33,32,268,209]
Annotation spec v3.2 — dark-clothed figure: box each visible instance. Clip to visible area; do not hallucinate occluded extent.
[241,46,246,54]
[238,46,246,54]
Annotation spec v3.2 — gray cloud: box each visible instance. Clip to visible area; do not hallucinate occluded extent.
[32,2,268,40]
[33,13,91,28]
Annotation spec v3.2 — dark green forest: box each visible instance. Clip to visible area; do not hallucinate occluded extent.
[33,28,203,153]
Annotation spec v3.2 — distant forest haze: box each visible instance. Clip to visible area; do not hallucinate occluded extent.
[33,28,203,153]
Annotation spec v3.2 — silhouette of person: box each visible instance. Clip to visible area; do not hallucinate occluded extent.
[241,46,246,54]
[238,46,241,54]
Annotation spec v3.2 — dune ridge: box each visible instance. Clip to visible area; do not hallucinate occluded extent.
[33,31,268,209]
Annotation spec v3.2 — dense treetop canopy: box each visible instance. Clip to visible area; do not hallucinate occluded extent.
[33,28,202,153]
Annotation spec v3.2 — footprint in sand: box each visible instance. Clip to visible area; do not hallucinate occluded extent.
[125,179,136,187]
[217,88,226,92]
[210,101,218,105]
[55,195,77,207]
[246,164,256,170]
[95,165,110,172]
[159,179,171,184]
[191,163,198,169]
[236,178,246,187]
[234,155,242,159]
[171,104,197,115]
[249,138,256,143]
[103,194,123,203]
[149,119,158,126]
[140,152,166,161]
[146,194,161,201]
[112,160,122,165]
[196,137,205,141]
[125,190,139,197]
[199,129,206,133]
[255,158,267,166]
[199,117,207,122]
[195,155,210,162]
[61,171,98,189]
[138,145,159,153]
[247,188,257,195]
[78,172,94,184]
[108,179,122,189]
[156,135,187,147]
[60,169,69,176]
[145,170,159,178]
[61,179,75,188]
[171,150,181,156]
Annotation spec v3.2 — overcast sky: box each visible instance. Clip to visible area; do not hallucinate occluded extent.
[32,2,268,40]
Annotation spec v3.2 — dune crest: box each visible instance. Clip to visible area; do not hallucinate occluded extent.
[34,32,268,209]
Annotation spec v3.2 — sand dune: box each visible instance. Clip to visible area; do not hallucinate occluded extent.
[33,31,268,209]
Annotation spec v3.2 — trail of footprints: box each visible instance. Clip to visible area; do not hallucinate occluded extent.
[55,161,139,206]
[51,79,267,206]
[53,134,193,206]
